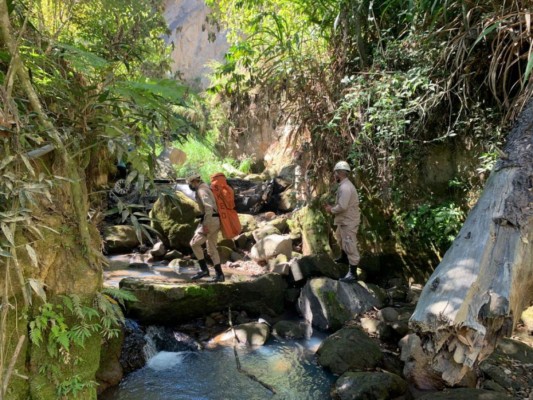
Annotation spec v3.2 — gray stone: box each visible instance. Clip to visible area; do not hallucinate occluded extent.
[272,320,308,339]
[149,241,166,258]
[289,254,348,282]
[378,307,399,322]
[104,225,140,254]
[230,251,244,262]
[163,250,182,261]
[391,320,409,337]
[235,232,254,250]
[128,253,150,269]
[250,234,292,262]
[252,225,281,242]
[217,246,233,264]
[359,282,388,308]
[168,258,195,269]
[278,190,296,212]
[298,277,378,331]
[417,388,511,400]
[317,327,383,375]
[333,371,408,400]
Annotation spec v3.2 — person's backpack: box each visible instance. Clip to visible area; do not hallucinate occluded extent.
[210,173,242,239]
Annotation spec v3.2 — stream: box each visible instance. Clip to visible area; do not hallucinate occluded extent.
[100,331,335,399]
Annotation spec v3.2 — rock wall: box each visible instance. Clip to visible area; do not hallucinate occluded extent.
[163,0,229,89]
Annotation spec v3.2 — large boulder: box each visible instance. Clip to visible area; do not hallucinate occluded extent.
[333,371,408,400]
[272,320,308,339]
[150,192,200,251]
[317,327,383,375]
[288,204,332,256]
[289,254,348,282]
[104,225,140,254]
[298,277,378,331]
[278,190,296,212]
[250,234,292,262]
[120,274,287,325]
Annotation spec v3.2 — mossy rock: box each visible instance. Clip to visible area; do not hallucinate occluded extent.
[333,371,408,400]
[289,204,332,256]
[150,192,201,251]
[120,274,287,325]
[238,214,257,233]
[103,225,140,254]
[317,326,383,375]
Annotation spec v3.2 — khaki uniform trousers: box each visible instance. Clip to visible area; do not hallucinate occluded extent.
[335,225,360,266]
[190,217,221,265]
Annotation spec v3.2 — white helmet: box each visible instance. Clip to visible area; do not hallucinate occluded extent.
[185,170,201,183]
[334,161,351,172]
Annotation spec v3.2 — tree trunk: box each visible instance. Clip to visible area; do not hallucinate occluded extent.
[402,100,533,389]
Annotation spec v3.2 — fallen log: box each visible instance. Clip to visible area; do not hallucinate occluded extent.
[402,101,533,389]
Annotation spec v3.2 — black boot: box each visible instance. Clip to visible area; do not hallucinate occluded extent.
[191,259,209,280]
[339,265,358,283]
[210,264,225,283]
[334,250,349,264]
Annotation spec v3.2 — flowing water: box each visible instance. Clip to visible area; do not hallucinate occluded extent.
[100,333,335,400]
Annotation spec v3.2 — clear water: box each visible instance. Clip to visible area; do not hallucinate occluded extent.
[100,335,335,400]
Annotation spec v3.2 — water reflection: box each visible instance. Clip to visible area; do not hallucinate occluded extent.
[100,335,334,400]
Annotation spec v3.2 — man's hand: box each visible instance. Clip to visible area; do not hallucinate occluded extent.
[202,224,209,234]
[324,204,332,213]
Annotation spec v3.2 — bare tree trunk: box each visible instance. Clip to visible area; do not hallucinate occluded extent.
[402,100,533,389]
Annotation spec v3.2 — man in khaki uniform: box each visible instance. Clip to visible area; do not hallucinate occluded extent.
[187,171,225,282]
[324,161,361,283]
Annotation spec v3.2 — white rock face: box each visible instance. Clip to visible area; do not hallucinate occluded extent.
[250,234,292,262]
[164,0,229,89]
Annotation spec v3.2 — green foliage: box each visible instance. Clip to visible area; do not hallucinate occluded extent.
[174,135,237,181]
[393,202,466,254]
[237,157,253,174]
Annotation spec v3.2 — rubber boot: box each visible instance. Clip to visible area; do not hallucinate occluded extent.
[334,250,349,264]
[210,264,225,283]
[191,259,209,280]
[339,265,358,283]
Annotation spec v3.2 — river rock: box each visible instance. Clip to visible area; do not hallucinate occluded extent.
[235,231,254,250]
[150,191,200,251]
[417,388,511,399]
[378,307,399,322]
[250,234,292,262]
[119,319,147,375]
[269,216,288,232]
[95,326,124,394]
[238,214,257,232]
[145,326,201,352]
[289,254,348,282]
[210,321,270,346]
[272,320,308,339]
[359,282,388,308]
[278,190,296,212]
[164,250,182,261]
[120,274,287,325]
[298,277,378,331]
[252,225,281,241]
[149,241,166,258]
[104,225,140,254]
[317,327,383,375]
[521,305,533,333]
[333,371,408,400]
[128,253,150,268]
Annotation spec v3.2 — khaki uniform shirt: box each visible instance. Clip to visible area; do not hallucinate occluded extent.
[196,182,218,225]
[331,177,360,227]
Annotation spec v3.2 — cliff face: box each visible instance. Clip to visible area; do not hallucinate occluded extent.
[163,0,229,89]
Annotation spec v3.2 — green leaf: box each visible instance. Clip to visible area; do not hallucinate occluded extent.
[472,22,501,49]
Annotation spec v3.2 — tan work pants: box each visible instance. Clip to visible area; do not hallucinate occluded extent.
[335,225,360,266]
[190,217,221,265]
